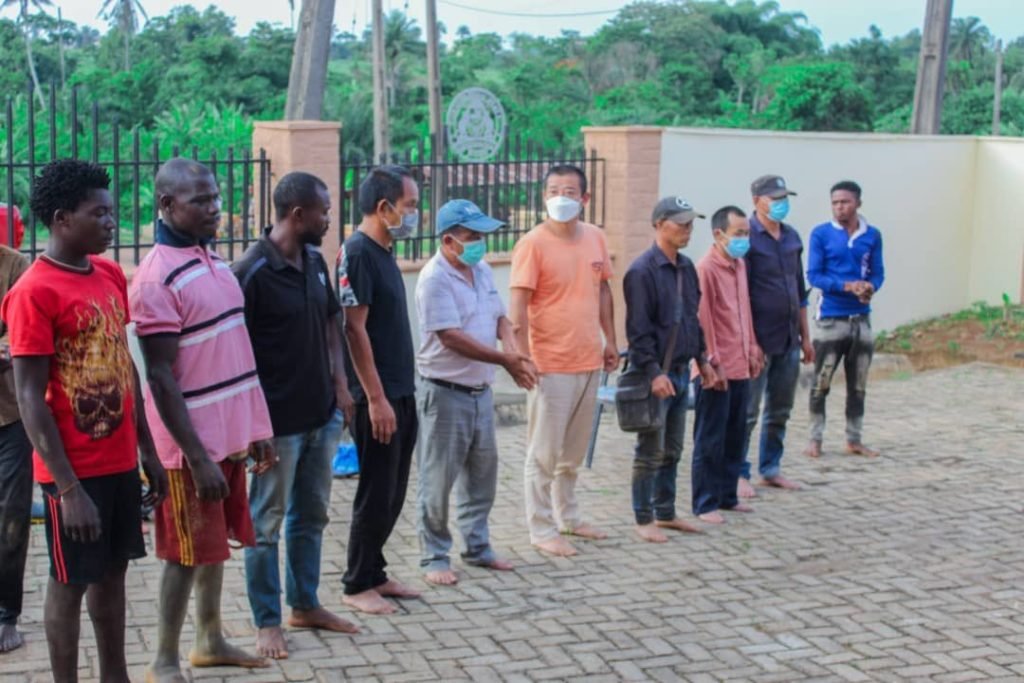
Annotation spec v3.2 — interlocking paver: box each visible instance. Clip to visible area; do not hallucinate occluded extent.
[2,362,1024,681]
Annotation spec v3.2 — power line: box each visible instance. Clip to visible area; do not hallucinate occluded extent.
[437,0,620,18]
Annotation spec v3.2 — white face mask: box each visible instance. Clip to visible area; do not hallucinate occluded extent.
[545,196,581,223]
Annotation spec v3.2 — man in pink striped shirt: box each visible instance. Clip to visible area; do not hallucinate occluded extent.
[130,158,275,682]
[691,206,764,525]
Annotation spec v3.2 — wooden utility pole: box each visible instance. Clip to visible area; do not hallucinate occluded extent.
[993,39,1003,136]
[910,0,953,134]
[425,0,444,160]
[372,0,390,161]
[284,0,336,120]
[57,7,66,88]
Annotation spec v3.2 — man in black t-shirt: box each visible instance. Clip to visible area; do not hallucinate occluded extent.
[234,172,359,658]
[335,165,421,615]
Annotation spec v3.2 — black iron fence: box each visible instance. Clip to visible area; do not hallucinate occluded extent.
[340,135,606,262]
[0,83,272,265]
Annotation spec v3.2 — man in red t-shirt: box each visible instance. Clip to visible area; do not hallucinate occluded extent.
[0,159,167,682]
[0,204,25,249]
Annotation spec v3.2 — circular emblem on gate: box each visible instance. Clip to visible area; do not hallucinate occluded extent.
[446,87,507,162]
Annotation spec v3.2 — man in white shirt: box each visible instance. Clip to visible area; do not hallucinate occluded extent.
[415,200,536,586]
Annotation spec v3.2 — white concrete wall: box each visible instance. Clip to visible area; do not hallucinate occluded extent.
[658,127,987,333]
[969,137,1024,305]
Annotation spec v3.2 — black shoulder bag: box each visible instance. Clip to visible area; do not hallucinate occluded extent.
[615,267,683,433]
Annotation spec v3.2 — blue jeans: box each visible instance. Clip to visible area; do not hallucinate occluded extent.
[245,410,344,627]
[631,373,688,525]
[691,378,751,515]
[741,348,800,480]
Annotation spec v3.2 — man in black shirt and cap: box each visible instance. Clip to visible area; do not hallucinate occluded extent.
[623,196,717,543]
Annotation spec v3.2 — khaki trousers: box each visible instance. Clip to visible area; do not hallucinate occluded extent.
[524,371,600,543]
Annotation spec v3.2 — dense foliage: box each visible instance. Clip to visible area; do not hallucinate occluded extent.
[0,0,1021,162]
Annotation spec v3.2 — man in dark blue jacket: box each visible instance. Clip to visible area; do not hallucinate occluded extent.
[740,175,813,498]
[805,180,885,459]
[623,197,716,543]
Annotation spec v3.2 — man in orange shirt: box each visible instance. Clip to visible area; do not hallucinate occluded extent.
[509,165,619,557]
[692,206,764,525]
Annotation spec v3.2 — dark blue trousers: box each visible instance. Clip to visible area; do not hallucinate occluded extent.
[691,379,751,516]
[0,420,33,625]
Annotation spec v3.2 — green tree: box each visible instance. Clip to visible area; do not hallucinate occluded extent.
[98,0,148,70]
[1,0,53,104]
[757,61,873,131]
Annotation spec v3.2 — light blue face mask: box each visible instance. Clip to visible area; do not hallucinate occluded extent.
[386,203,419,239]
[768,197,790,221]
[454,236,486,266]
[726,236,751,259]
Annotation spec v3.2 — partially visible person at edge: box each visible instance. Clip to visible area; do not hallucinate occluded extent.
[623,196,717,544]
[415,199,536,586]
[335,165,422,614]
[804,180,885,459]
[1,159,167,681]
[738,175,814,499]
[509,164,619,558]
[691,206,764,525]
[0,243,31,654]
[131,158,275,682]
[233,171,359,660]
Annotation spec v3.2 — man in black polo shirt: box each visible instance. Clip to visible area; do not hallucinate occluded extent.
[739,175,814,496]
[335,165,420,615]
[234,172,358,660]
[623,197,717,543]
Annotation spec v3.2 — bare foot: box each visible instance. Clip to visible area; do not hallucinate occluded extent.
[189,638,269,669]
[845,442,880,458]
[144,661,188,683]
[425,569,459,586]
[804,441,822,458]
[762,475,802,490]
[698,511,725,524]
[737,478,757,499]
[563,523,608,540]
[480,558,514,571]
[0,624,23,653]
[533,536,578,557]
[375,578,421,599]
[343,589,396,615]
[635,523,668,543]
[289,607,359,634]
[726,503,754,513]
[656,518,702,534]
[254,626,288,660]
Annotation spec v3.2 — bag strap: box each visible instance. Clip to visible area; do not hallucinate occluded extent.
[660,266,684,374]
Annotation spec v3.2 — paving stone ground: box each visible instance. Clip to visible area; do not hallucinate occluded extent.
[2,362,1023,682]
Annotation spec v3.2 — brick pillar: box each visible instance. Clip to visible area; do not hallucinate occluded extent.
[252,120,342,267]
[582,126,664,346]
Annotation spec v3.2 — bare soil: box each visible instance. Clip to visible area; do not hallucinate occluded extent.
[876,305,1024,371]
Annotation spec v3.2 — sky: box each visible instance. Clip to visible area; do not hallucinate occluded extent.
[26,0,1024,46]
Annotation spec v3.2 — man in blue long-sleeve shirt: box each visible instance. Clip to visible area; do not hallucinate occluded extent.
[805,180,885,459]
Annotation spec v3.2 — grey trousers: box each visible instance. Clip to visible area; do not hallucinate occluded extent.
[416,382,499,572]
[809,316,874,444]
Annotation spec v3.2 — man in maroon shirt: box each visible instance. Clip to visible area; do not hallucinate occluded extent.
[691,206,764,525]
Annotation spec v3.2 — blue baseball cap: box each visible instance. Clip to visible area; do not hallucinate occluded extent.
[436,199,504,235]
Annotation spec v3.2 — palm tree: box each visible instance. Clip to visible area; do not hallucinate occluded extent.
[1,0,52,105]
[98,0,148,70]
[382,10,422,109]
[949,16,991,67]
